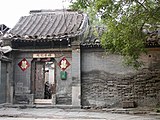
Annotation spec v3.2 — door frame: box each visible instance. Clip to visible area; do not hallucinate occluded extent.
[31,58,56,104]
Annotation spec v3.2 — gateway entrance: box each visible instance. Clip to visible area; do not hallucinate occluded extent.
[33,58,55,104]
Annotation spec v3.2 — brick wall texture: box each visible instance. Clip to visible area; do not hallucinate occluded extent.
[81,49,160,108]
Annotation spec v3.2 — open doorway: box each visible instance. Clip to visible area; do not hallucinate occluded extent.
[44,62,55,99]
[34,59,56,104]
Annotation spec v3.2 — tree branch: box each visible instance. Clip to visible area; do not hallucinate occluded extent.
[135,0,148,11]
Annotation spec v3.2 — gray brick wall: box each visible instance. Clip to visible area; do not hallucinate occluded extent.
[81,70,120,108]
[117,69,160,107]
[13,52,33,104]
[55,56,72,105]
[0,62,7,103]
[81,49,160,108]
[14,54,32,94]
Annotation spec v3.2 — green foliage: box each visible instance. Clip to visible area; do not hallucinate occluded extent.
[70,0,160,69]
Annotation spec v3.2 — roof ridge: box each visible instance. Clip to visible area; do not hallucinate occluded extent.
[29,9,83,14]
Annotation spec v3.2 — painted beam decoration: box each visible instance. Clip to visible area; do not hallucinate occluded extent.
[18,58,30,71]
[58,57,70,71]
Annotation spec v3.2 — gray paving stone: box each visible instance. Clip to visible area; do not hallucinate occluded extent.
[0,107,159,120]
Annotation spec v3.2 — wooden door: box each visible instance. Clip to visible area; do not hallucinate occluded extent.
[35,62,45,99]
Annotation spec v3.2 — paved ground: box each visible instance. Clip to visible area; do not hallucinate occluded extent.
[0,107,160,120]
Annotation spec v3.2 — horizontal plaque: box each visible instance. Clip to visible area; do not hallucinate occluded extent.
[33,53,55,58]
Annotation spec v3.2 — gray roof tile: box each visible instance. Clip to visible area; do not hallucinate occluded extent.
[9,10,87,40]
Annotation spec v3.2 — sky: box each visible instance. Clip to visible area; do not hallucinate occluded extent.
[0,0,71,28]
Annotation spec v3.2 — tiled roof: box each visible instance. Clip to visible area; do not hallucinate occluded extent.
[81,26,105,47]
[7,9,88,40]
[145,30,160,47]
[81,27,160,48]
[0,24,10,36]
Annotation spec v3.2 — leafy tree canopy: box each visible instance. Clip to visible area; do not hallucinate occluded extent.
[70,0,160,69]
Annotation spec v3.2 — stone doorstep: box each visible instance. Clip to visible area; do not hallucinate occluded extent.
[34,99,52,104]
